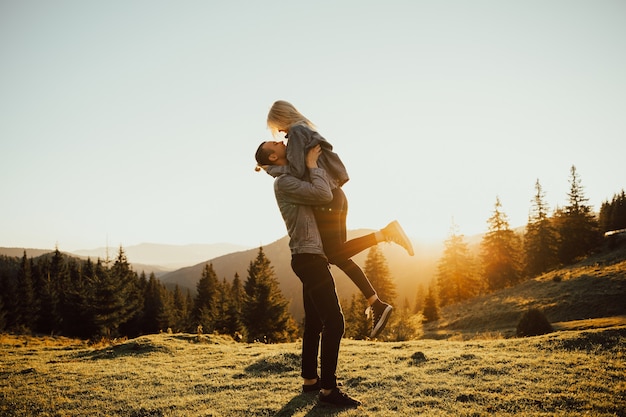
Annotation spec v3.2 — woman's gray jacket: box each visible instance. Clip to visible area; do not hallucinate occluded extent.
[265,164,333,257]
[286,124,349,189]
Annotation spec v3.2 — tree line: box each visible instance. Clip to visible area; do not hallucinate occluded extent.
[0,246,302,342]
[0,240,413,342]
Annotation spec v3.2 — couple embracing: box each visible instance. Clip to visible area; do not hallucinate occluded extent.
[255,100,414,407]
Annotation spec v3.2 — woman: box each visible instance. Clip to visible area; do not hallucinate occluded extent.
[266,100,414,338]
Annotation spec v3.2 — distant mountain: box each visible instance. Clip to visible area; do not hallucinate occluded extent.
[160,230,444,321]
[71,242,250,270]
[0,248,56,258]
[0,247,176,278]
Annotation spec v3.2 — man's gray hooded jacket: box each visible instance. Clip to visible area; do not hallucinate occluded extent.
[265,164,333,257]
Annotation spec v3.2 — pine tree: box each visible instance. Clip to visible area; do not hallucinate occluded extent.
[612,191,626,230]
[171,284,191,333]
[524,179,559,276]
[213,278,232,334]
[92,247,142,338]
[143,273,169,334]
[50,248,71,331]
[554,166,601,264]
[193,263,219,333]
[60,258,91,337]
[242,247,297,343]
[16,252,37,331]
[224,273,245,339]
[387,297,423,341]
[70,257,98,338]
[34,254,62,334]
[343,294,369,339]
[0,294,5,331]
[480,197,523,291]
[0,256,20,331]
[422,282,439,323]
[0,260,13,331]
[437,222,478,306]
[599,190,626,233]
[185,291,194,331]
[115,249,144,338]
[363,246,397,304]
[91,260,115,337]
[599,200,613,234]
[413,284,426,315]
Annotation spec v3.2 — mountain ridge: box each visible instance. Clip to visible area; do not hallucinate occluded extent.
[160,230,442,321]
[72,242,250,270]
[0,242,250,278]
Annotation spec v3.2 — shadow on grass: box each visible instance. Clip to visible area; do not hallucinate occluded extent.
[244,352,300,374]
[273,393,354,417]
[244,354,355,415]
[541,326,626,352]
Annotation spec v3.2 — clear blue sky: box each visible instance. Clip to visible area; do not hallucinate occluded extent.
[1,0,625,251]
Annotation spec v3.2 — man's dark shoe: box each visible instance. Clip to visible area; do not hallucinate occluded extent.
[303,380,341,393]
[302,380,320,393]
[366,301,393,339]
[319,388,361,407]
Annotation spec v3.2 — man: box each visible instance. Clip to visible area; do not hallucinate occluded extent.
[255,140,413,407]
[256,141,361,406]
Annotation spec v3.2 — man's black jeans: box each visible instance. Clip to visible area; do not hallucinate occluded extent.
[291,253,344,390]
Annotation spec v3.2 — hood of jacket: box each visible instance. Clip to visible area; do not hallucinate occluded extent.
[265,164,290,178]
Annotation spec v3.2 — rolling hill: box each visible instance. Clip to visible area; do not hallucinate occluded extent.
[160,230,443,321]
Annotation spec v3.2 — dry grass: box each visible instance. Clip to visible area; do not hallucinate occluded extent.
[1,328,625,417]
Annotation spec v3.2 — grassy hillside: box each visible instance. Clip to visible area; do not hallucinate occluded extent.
[1,328,624,416]
[426,243,626,339]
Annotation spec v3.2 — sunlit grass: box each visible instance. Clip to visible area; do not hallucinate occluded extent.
[1,328,624,416]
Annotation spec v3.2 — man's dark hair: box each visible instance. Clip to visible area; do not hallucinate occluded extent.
[255,141,274,166]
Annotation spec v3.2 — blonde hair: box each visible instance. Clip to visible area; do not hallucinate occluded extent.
[267,100,315,137]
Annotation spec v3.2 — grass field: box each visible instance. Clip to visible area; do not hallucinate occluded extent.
[1,326,625,417]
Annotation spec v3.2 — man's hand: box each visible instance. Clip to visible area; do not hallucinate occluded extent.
[305,144,322,169]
